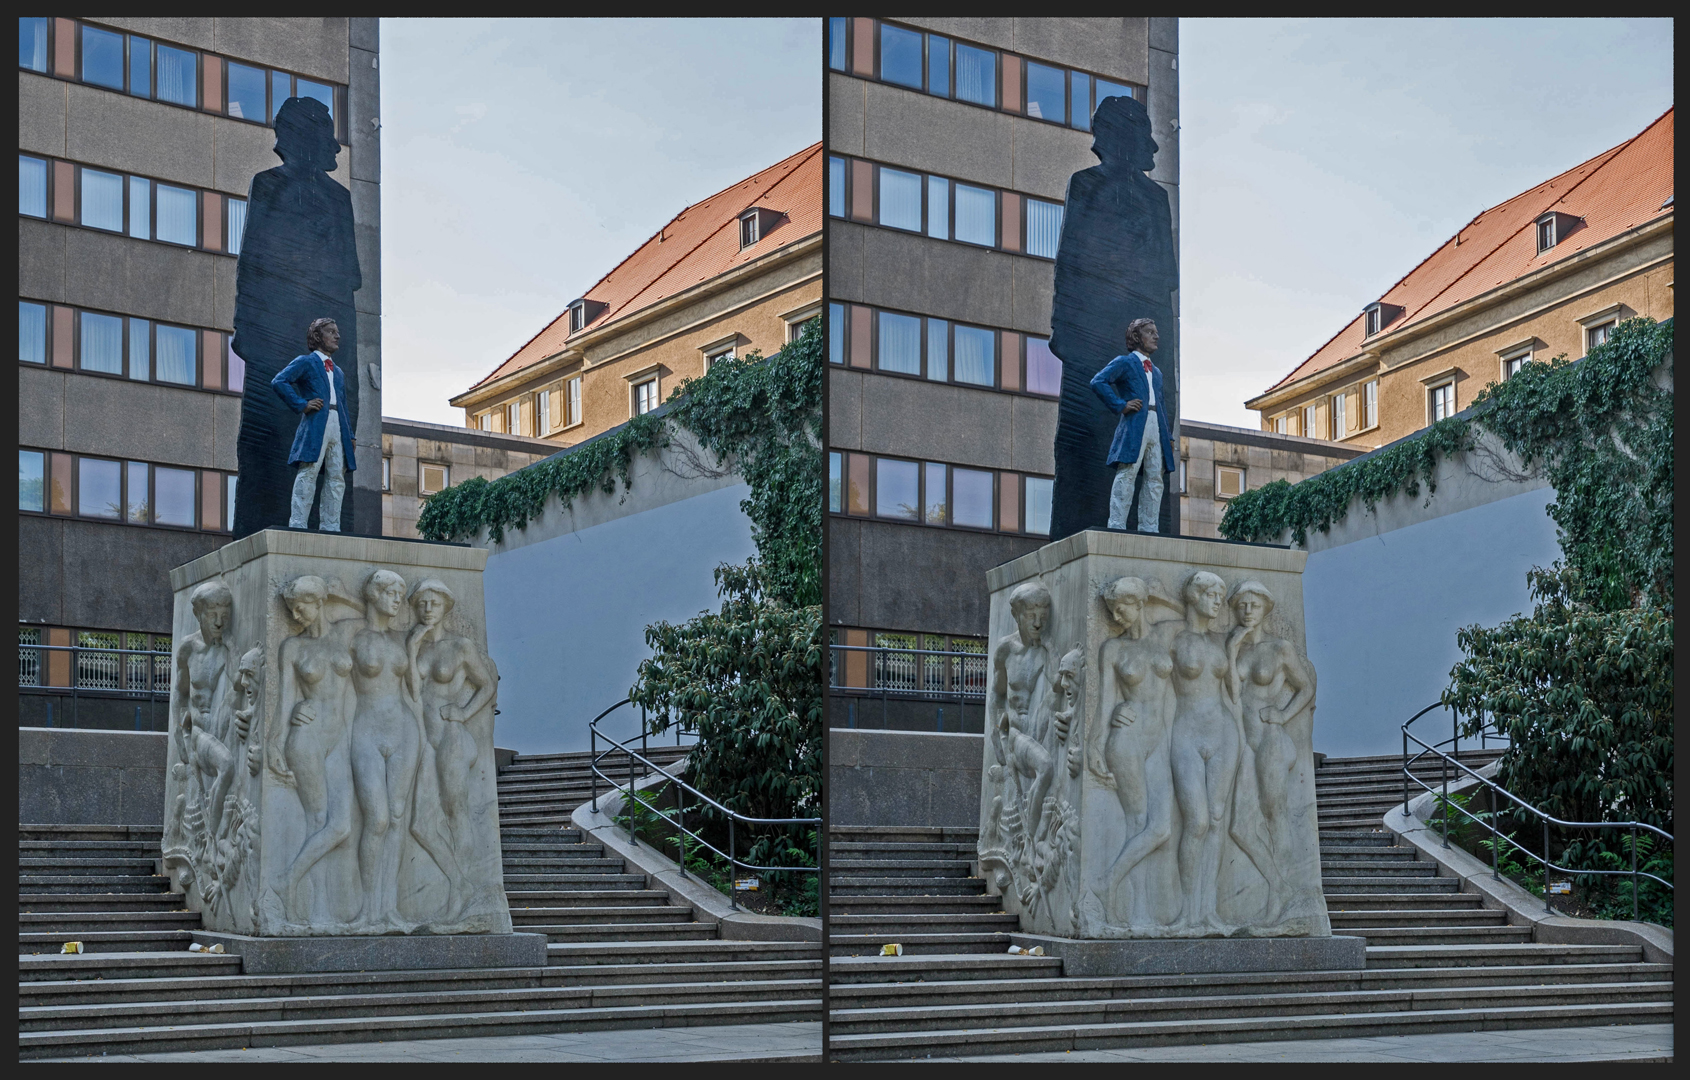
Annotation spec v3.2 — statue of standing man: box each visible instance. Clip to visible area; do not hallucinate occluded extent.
[231,96,362,537]
[272,319,357,532]
[1048,94,1178,540]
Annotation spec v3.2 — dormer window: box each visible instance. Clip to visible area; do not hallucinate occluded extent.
[738,207,781,249]
[1534,211,1580,254]
[568,298,607,335]
[1362,302,1402,338]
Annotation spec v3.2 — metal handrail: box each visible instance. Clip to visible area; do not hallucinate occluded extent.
[19,643,172,730]
[588,698,819,911]
[1402,702,1672,919]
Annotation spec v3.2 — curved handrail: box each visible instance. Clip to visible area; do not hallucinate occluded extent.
[588,698,819,910]
[1401,702,1672,919]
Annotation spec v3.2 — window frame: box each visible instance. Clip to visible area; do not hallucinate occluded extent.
[381,456,391,492]
[17,298,239,394]
[632,375,660,417]
[827,450,1051,537]
[1427,380,1456,424]
[1215,464,1246,501]
[1363,378,1379,430]
[565,375,583,429]
[18,447,228,533]
[836,155,1061,262]
[418,463,450,498]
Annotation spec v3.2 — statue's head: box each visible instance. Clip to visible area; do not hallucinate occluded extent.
[1091,94,1157,174]
[364,569,406,618]
[305,318,339,354]
[1101,576,1149,630]
[273,96,340,173]
[280,575,328,628]
[408,578,455,627]
[1008,580,1052,644]
[189,579,233,640]
[1183,570,1227,619]
[1228,580,1275,629]
[1124,318,1159,356]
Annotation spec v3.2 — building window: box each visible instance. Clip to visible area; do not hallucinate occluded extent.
[19,302,47,365]
[226,196,247,256]
[828,451,843,513]
[954,182,996,247]
[381,456,391,492]
[953,324,996,386]
[419,464,449,497]
[1502,350,1531,380]
[1176,457,1187,494]
[876,312,921,376]
[1273,414,1288,435]
[1024,475,1053,536]
[536,389,551,436]
[1025,198,1063,259]
[831,452,1049,537]
[1330,392,1346,439]
[505,402,519,435]
[952,467,996,528]
[19,155,48,217]
[1025,60,1065,124]
[955,42,996,107]
[827,155,846,218]
[20,448,229,532]
[704,342,736,369]
[16,300,239,391]
[878,22,923,90]
[1586,320,1615,352]
[827,17,848,72]
[1025,336,1062,396]
[477,412,491,432]
[878,167,923,232]
[1429,382,1455,422]
[739,210,760,248]
[1364,305,1382,337]
[566,376,582,427]
[1216,465,1246,499]
[634,377,659,416]
[1363,379,1378,429]
[20,17,49,73]
[570,303,585,333]
[1302,404,1317,439]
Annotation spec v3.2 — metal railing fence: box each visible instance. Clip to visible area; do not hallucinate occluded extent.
[18,642,172,730]
[828,642,987,729]
[588,698,819,910]
[1402,702,1672,919]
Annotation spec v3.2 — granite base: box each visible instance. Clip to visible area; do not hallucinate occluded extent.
[1009,932,1367,977]
[191,931,548,974]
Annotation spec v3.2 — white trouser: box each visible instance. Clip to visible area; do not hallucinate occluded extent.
[290,408,345,532]
[1108,408,1165,532]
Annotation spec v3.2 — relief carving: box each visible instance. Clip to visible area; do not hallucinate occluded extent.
[981,551,1330,940]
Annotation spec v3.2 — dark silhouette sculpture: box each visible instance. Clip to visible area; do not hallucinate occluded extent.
[1048,95,1178,541]
[232,97,362,539]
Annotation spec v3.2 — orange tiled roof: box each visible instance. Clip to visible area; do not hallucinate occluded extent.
[465,142,823,394]
[1260,108,1674,397]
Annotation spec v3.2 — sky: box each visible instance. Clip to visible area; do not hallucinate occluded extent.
[1178,17,1674,425]
[376,18,1674,428]
[378,18,821,424]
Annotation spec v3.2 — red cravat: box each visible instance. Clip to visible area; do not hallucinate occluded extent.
[323,357,335,375]
[1141,357,1151,375]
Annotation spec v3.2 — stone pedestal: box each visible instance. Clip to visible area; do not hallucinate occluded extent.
[162,530,513,938]
[978,530,1331,940]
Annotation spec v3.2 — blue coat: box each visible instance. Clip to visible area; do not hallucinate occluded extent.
[1090,352,1177,472]
[272,353,357,470]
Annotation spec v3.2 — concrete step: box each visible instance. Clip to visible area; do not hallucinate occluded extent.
[502,873,649,889]
[532,922,717,942]
[827,953,1065,983]
[827,896,1004,916]
[19,858,158,875]
[1329,909,1508,928]
[824,1001,1671,1060]
[1364,943,1645,968]
[16,841,162,858]
[1322,877,1462,894]
[507,889,672,907]
[830,827,980,844]
[828,980,1673,1033]
[17,876,176,895]
[1323,894,1485,911]
[21,959,825,1005]
[1341,925,1535,946]
[829,933,1013,957]
[828,861,974,878]
[829,878,988,897]
[509,906,696,926]
[501,858,627,873]
[17,996,824,1058]
[16,826,164,843]
[20,929,194,954]
[19,912,201,933]
[1318,860,1439,875]
[20,978,826,1034]
[830,843,978,858]
[19,892,188,910]
[19,950,242,982]
[547,940,820,966]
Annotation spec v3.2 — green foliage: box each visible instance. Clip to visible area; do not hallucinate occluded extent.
[666,320,824,608]
[628,560,822,872]
[418,411,670,544]
[1464,318,1673,611]
[1219,417,1476,545]
[417,319,823,575]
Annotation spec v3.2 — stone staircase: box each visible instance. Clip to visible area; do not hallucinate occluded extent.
[824,752,1672,1061]
[19,745,822,1059]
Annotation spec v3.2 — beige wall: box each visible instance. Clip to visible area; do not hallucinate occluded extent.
[381,424,554,539]
[1179,426,1360,540]
[463,248,821,445]
[1256,226,1674,449]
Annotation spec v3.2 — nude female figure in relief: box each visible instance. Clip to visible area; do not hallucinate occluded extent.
[1168,570,1244,933]
[268,575,357,923]
[1089,576,1178,923]
[350,568,420,929]
[406,578,498,921]
[1227,580,1314,919]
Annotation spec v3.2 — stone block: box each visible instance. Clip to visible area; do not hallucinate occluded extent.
[19,72,67,157]
[190,929,547,973]
[161,530,511,939]
[979,530,1330,940]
